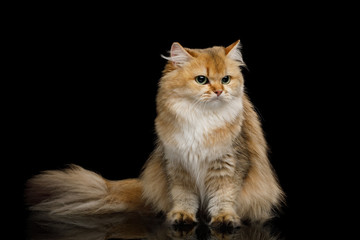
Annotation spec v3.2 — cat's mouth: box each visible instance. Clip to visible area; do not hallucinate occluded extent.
[201,94,230,106]
[209,93,228,101]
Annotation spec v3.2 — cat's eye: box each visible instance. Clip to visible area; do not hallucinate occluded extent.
[221,75,231,85]
[195,75,209,85]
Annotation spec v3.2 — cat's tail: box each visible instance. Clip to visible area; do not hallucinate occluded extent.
[25,165,150,215]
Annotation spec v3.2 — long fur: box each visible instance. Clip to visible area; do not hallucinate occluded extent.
[26,41,284,227]
[26,165,148,215]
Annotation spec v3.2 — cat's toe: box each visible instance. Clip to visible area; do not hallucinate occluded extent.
[210,213,241,230]
[167,210,197,226]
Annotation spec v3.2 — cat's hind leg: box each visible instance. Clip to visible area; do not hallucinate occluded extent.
[235,167,284,223]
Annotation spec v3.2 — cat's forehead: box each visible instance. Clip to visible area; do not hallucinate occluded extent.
[188,47,228,74]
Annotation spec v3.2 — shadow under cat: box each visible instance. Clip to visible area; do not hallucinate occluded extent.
[26,212,281,240]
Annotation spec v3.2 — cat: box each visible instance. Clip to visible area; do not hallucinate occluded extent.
[26,40,284,228]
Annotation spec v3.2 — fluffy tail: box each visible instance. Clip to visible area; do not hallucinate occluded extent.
[25,165,150,215]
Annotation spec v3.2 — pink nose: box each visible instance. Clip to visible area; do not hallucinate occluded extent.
[214,90,223,96]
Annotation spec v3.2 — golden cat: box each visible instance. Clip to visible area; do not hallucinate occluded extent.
[26,40,284,228]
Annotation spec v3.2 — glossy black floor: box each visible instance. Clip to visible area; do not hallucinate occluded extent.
[25,211,287,240]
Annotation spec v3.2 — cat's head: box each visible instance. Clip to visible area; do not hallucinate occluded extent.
[159,40,246,110]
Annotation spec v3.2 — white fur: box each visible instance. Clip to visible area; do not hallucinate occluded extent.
[227,42,245,65]
[161,42,192,66]
[163,96,243,203]
[27,165,128,215]
[165,96,242,159]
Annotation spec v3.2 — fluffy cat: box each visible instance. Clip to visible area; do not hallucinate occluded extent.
[26,40,284,228]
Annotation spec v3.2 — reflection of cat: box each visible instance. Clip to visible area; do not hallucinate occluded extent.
[27,212,280,240]
[26,41,284,228]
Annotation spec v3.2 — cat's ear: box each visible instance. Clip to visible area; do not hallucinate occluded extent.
[161,42,192,66]
[225,40,245,65]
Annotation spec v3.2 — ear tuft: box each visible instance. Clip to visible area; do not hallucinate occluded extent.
[161,42,192,66]
[225,40,245,65]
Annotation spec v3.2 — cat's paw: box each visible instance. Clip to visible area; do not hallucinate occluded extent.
[210,212,241,230]
[167,210,197,226]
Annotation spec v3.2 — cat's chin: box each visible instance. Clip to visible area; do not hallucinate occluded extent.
[204,97,229,109]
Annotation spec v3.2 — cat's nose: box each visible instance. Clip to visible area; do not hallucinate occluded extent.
[214,90,223,96]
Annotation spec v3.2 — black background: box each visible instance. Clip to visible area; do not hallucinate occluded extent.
[7,3,352,239]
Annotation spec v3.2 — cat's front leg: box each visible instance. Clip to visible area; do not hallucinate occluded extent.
[166,164,199,225]
[167,183,199,225]
[206,157,241,228]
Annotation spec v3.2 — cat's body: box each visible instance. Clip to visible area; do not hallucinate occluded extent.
[26,41,284,228]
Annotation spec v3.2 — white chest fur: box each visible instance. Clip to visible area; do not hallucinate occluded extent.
[160,97,243,196]
[164,99,240,158]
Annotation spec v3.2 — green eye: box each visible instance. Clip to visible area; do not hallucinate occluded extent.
[221,75,231,84]
[195,75,209,85]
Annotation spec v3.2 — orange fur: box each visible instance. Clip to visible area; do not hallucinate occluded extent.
[26,41,284,227]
